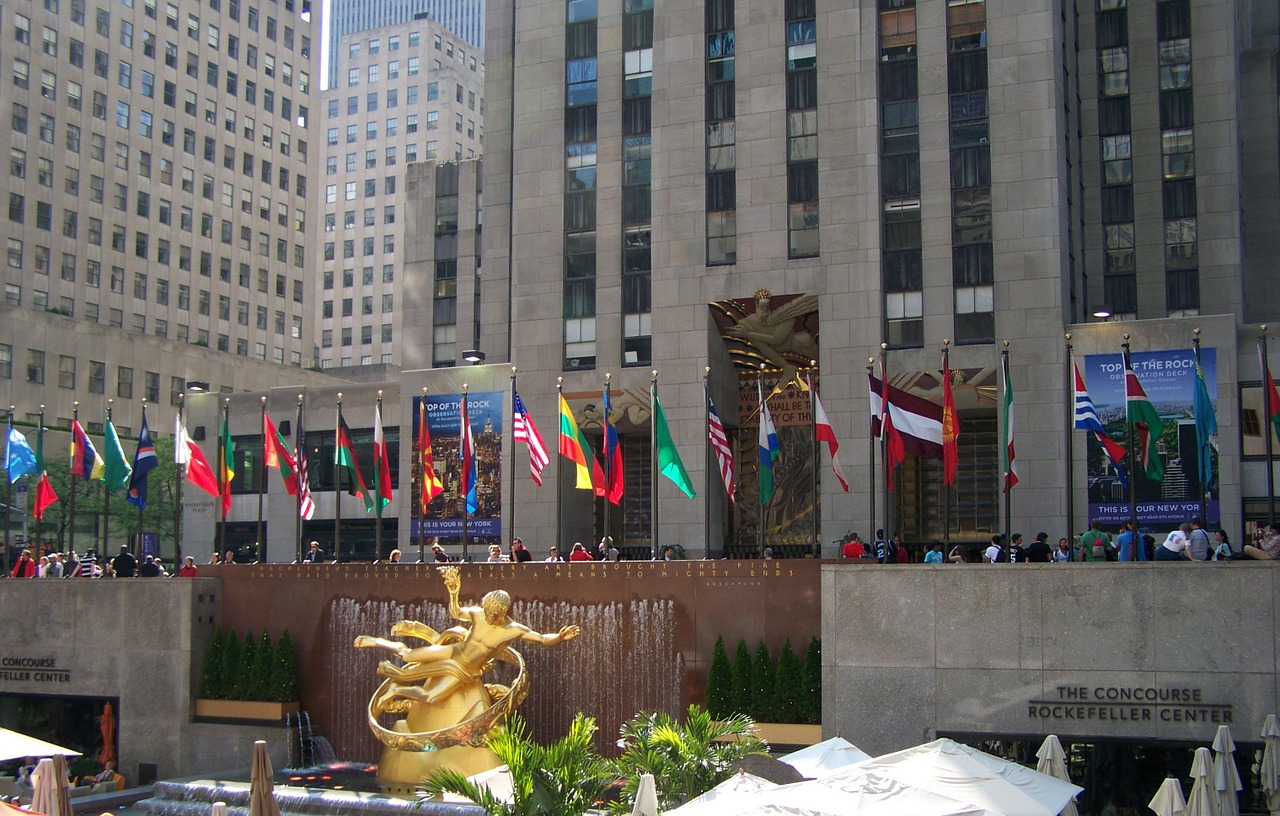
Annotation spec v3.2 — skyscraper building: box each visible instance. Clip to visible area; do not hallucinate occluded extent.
[320,0,484,89]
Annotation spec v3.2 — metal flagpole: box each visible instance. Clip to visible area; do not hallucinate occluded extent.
[37,406,48,565]
[651,369,660,560]
[756,365,765,560]
[257,396,266,562]
[1124,335,1138,544]
[174,396,184,565]
[942,342,951,552]
[4,408,12,573]
[509,369,517,555]
[556,377,564,555]
[461,384,469,563]
[70,402,79,559]
[1065,334,1075,553]
[334,393,343,563]
[807,364,819,558]
[136,401,146,545]
[375,391,384,560]
[217,399,228,558]
[881,344,893,544]
[603,373,611,547]
[1193,329,1207,525]
[1262,326,1276,526]
[418,388,429,562]
[103,400,113,557]
[703,367,712,561]
[1001,343,1011,563]
[295,395,304,563]
[867,358,876,547]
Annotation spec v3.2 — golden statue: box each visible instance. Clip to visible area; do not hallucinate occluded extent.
[354,566,580,786]
[723,289,819,384]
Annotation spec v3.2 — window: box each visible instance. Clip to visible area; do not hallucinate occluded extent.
[117,367,133,398]
[26,350,45,384]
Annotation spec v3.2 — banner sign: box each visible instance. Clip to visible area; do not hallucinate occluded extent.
[411,392,504,542]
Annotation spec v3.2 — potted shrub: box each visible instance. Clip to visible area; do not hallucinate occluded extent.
[195,627,301,722]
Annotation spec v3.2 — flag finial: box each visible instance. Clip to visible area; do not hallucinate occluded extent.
[1065,332,1071,341]
[1003,339,1010,348]
[1193,327,1201,337]
[511,366,517,376]
[261,395,267,405]
[942,338,950,347]
[377,389,383,399]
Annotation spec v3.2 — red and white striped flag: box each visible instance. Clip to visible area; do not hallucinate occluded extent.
[707,398,736,502]
[512,391,549,485]
[295,422,316,520]
[812,389,849,492]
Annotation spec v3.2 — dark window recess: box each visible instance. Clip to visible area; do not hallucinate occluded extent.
[883,249,923,291]
[565,191,596,231]
[1166,268,1199,311]
[566,21,597,59]
[622,11,653,49]
[1160,89,1193,129]
[565,106,598,143]
[706,0,734,32]
[1096,9,1129,49]
[1098,98,1131,136]
[953,243,993,286]
[1104,273,1138,314]
[950,146,990,188]
[955,311,994,344]
[621,187,650,224]
[882,154,921,196]
[883,217,921,250]
[621,273,651,312]
[706,82,735,120]
[947,51,988,93]
[1162,179,1196,218]
[784,0,814,21]
[880,60,918,102]
[787,161,819,202]
[1157,0,1190,40]
[435,163,459,196]
[706,171,736,211]
[786,69,817,110]
[1101,185,1134,223]
[622,98,651,135]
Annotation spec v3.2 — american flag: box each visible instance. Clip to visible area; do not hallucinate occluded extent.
[295,424,316,520]
[512,390,549,485]
[707,398,736,503]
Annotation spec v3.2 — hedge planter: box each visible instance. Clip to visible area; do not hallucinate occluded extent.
[752,722,823,747]
[194,699,300,723]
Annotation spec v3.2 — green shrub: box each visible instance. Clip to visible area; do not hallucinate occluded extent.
[234,630,257,700]
[271,631,299,701]
[704,636,733,719]
[220,630,241,702]
[772,639,803,723]
[249,631,274,701]
[751,641,775,722]
[801,637,822,724]
[730,639,753,716]
[200,627,226,699]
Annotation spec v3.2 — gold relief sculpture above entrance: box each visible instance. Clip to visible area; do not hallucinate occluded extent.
[711,289,819,383]
[354,566,580,785]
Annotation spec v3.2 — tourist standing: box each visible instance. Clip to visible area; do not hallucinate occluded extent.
[1187,517,1212,561]
[10,549,36,577]
[1080,519,1112,562]
[111,545,138,578]
[1053,538,1072,563]
[1026,532,1052,563]
[569,543,593,561]
[923,543,944,564]
[983,535,1004,564]
[597,536,619,562]
[178,556,199,577]
[304,541,326,563]
[1115,522,1143,562]
[1007,533,1028,563]
[511,538,532,562]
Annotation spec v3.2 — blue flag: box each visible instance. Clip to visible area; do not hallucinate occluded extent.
[127,413,159,508]
[5,425,38,483]
[1192,349,1217,491]
[758,378,779,505]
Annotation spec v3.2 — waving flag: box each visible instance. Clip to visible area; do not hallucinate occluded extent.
[512,391,549,486]
[264,413,296,473]
[558,395,594,490]
[707,399,736,502]
[812,389,849,492]
[1192,346,1217,490]
[1073,360,1128,487]
[867,370,907,491]
[758,378,780,505]
[5,425,37,483]
[71,420,105,480]
[218,412,235,516]
[176,419,220,499]
[372,399,393,514]
[1001,353,1019,493]
[459,392,478,514]
[336,412,375,512]
[654,390,695,499]
[1262,343,1280,446]
[1124,348,1165,482]
[126,413,158,508]
[32,424,58,519]
[103,418,133,491]
[941,356,960,486]
[294,420,315,520]
[868,373,944,457]
[418,399,445,509]
[592,388,623,505]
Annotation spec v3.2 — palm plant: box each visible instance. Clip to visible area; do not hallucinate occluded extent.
[419,713,611,816]
[607,704,768,813]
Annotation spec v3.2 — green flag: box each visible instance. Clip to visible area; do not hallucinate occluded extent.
[1124,349,1165,482]
[102,419,133,490]
[653,391,696,499]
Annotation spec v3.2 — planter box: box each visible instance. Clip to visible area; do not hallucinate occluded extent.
[751,722,822,747]
[194,699,300,723]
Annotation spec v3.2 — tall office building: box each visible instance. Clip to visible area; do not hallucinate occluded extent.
[0,0,335,431]
[315,18,484,369]
[320,0,484,89]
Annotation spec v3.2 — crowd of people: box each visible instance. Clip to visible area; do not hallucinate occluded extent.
[8,544,201,578]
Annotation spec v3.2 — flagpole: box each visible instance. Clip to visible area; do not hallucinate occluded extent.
[867,358,877,550]
[174,395,184,565]
[294,395,304,563]
[1262,325,1275,526]
[103,400,113,557]
[1001,343,1011,563]
[556,377,564,556]
[1192,329,1206,525]
[418,388,429,562]
[37,405,48,564]
[1124,335,1138,542]
[460,384,469,563]
[756,365,765,560]
[603,373,611,548]
[5,408,13,573]
[137,401,146,546]
[374,391,384,560]
[1064,334,1075,553]
[334,393,343,563]
[881,344,893,545]
[703,367,712,561]
[505,375,518,554]
[257,397,266,562]
[807,363,820,558]
[651,369,660,560]
[70,402,79,559]
[941,342,951,553]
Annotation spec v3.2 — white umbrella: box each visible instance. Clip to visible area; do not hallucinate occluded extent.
[1261,715,1280,816]
[464,764,513,803]
[248,740,281,816]
[1211,725,1242,816]
[28,757,71,816]
[211,804,228,816]
[1034,735,1079,816]
[664,771,776,816]
[0,729,81,763]
[632,773,659,816]
[780,737,873,778]
[1185,747,1218,816]
[1149,777,1187,816]
[849,738,1082,816]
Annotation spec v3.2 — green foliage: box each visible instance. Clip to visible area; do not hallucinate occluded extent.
[704,636,733,719]
[420,713,610,816]
[271,631,299,702]
[607,705,768,813]
[801,637,822,724]
[730,639,753,716]
[772,639,802,724]
[220,630,241,702]
[751,641,775,722]
[201,627,226,699]
[249,631,274,701]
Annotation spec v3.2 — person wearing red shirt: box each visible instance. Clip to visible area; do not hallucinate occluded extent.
[177,556,199,577]
[841,534,865,559]
[10,549,37,577]
[568,542,594,562]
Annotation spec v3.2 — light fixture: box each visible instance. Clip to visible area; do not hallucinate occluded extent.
[186,380,210,392]
[1092,308,1112,320]
[462,349,485,365]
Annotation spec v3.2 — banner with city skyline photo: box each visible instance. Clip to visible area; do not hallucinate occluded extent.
[1083,348,1219,528]
[412,391,504,542]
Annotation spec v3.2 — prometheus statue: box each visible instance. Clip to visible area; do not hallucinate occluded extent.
[354,566,580,785]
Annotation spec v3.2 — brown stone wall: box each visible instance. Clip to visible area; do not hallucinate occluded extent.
[211,558,823,759]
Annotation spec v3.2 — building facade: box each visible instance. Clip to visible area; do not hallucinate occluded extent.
[319,0,484,90]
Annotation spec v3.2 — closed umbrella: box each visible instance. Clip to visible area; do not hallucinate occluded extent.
[1261,714,1280,816]
[1035,735,1080,816]
[98,703,116,769]
[1149,777,1187,816]
[28,757,71,816]
[211,803,228,816]
[631,773,659,816]
[1185,747,1218,816]
[248,741,280,816]
[1211,725,1242,816]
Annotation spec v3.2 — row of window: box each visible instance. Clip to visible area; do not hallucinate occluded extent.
[322,235,396,261]
[320,324,394,348]
[563,0,600,371]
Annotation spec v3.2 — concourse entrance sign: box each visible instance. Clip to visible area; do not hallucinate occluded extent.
[1028,684,1233,725]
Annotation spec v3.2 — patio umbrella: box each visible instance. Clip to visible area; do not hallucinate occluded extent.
[1149,777,1187,816]
[1261,714,1280,816]
[248,741,281,816]
[0,802,41,816]
[1185,747,1218,816]
[632,773,659,816]
[664,771,776,816]
[0,729,80,763]
[849,738,1082,816]
[28,757,71,816]
[780,737,873,778]
[98,703,116,769]
[1211,725,1242,816]
[211,803,228,816]
[1034,735,1079,816]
